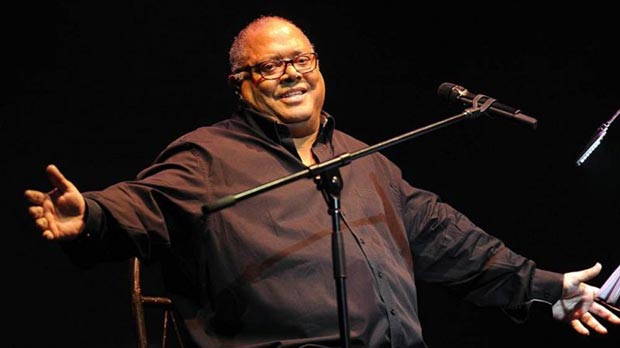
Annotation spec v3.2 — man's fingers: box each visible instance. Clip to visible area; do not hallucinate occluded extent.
[24,190,47,205]
[581,312,607,335]
[571,318,590,335]
[28,206,44,219]
[591,301,620,324]
[35,217,49,230]
[35,218,57,240]
[42,230,55,240]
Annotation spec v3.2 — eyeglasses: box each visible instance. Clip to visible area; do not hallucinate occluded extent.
[236,52,319,80]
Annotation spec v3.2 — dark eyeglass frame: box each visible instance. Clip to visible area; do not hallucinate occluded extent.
[234,52,319,80]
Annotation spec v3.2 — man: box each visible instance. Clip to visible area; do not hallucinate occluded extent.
[24,15,620,348]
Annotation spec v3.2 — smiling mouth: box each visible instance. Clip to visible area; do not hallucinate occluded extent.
[279,89,306,99]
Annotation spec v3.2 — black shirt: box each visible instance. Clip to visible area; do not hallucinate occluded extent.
[75,107,563,348]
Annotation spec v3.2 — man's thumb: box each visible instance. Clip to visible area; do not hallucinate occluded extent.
[577,262,602,283]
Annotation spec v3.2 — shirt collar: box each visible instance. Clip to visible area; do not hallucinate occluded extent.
[237,106,335,148]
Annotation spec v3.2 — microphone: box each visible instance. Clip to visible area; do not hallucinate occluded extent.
[575,108,619,166]
[575,126,607,166]
[437,82,538,129]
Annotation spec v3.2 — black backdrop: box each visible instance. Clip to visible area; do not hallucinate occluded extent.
[4,2,620,347]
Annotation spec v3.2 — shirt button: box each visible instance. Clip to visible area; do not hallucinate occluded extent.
[378,271,384,278]
[360,238,366,244]
[390,308,396,315]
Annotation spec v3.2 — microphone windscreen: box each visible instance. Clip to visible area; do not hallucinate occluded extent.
[437,82,459,101]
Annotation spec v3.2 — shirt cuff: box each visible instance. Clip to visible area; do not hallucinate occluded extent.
[75,197,104,242]
[530,268,564,304]
[59,197,106,268]
[502,268,564,323]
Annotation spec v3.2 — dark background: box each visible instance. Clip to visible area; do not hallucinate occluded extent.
[4,2,620,347]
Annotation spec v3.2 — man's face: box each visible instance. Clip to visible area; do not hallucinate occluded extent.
[239,20,325,137]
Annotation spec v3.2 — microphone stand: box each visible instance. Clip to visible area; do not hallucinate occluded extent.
[315,167,349,347]
[203,106,487,348]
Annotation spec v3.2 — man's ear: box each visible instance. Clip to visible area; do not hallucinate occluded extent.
[227,72,246,95]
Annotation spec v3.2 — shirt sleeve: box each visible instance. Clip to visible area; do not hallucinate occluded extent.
[60,197,130,268]
[61,138,210,267]
[401,180,563,314]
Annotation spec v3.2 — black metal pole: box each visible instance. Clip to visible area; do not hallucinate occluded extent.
[316,168,350,348]
[203,108,480,214]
